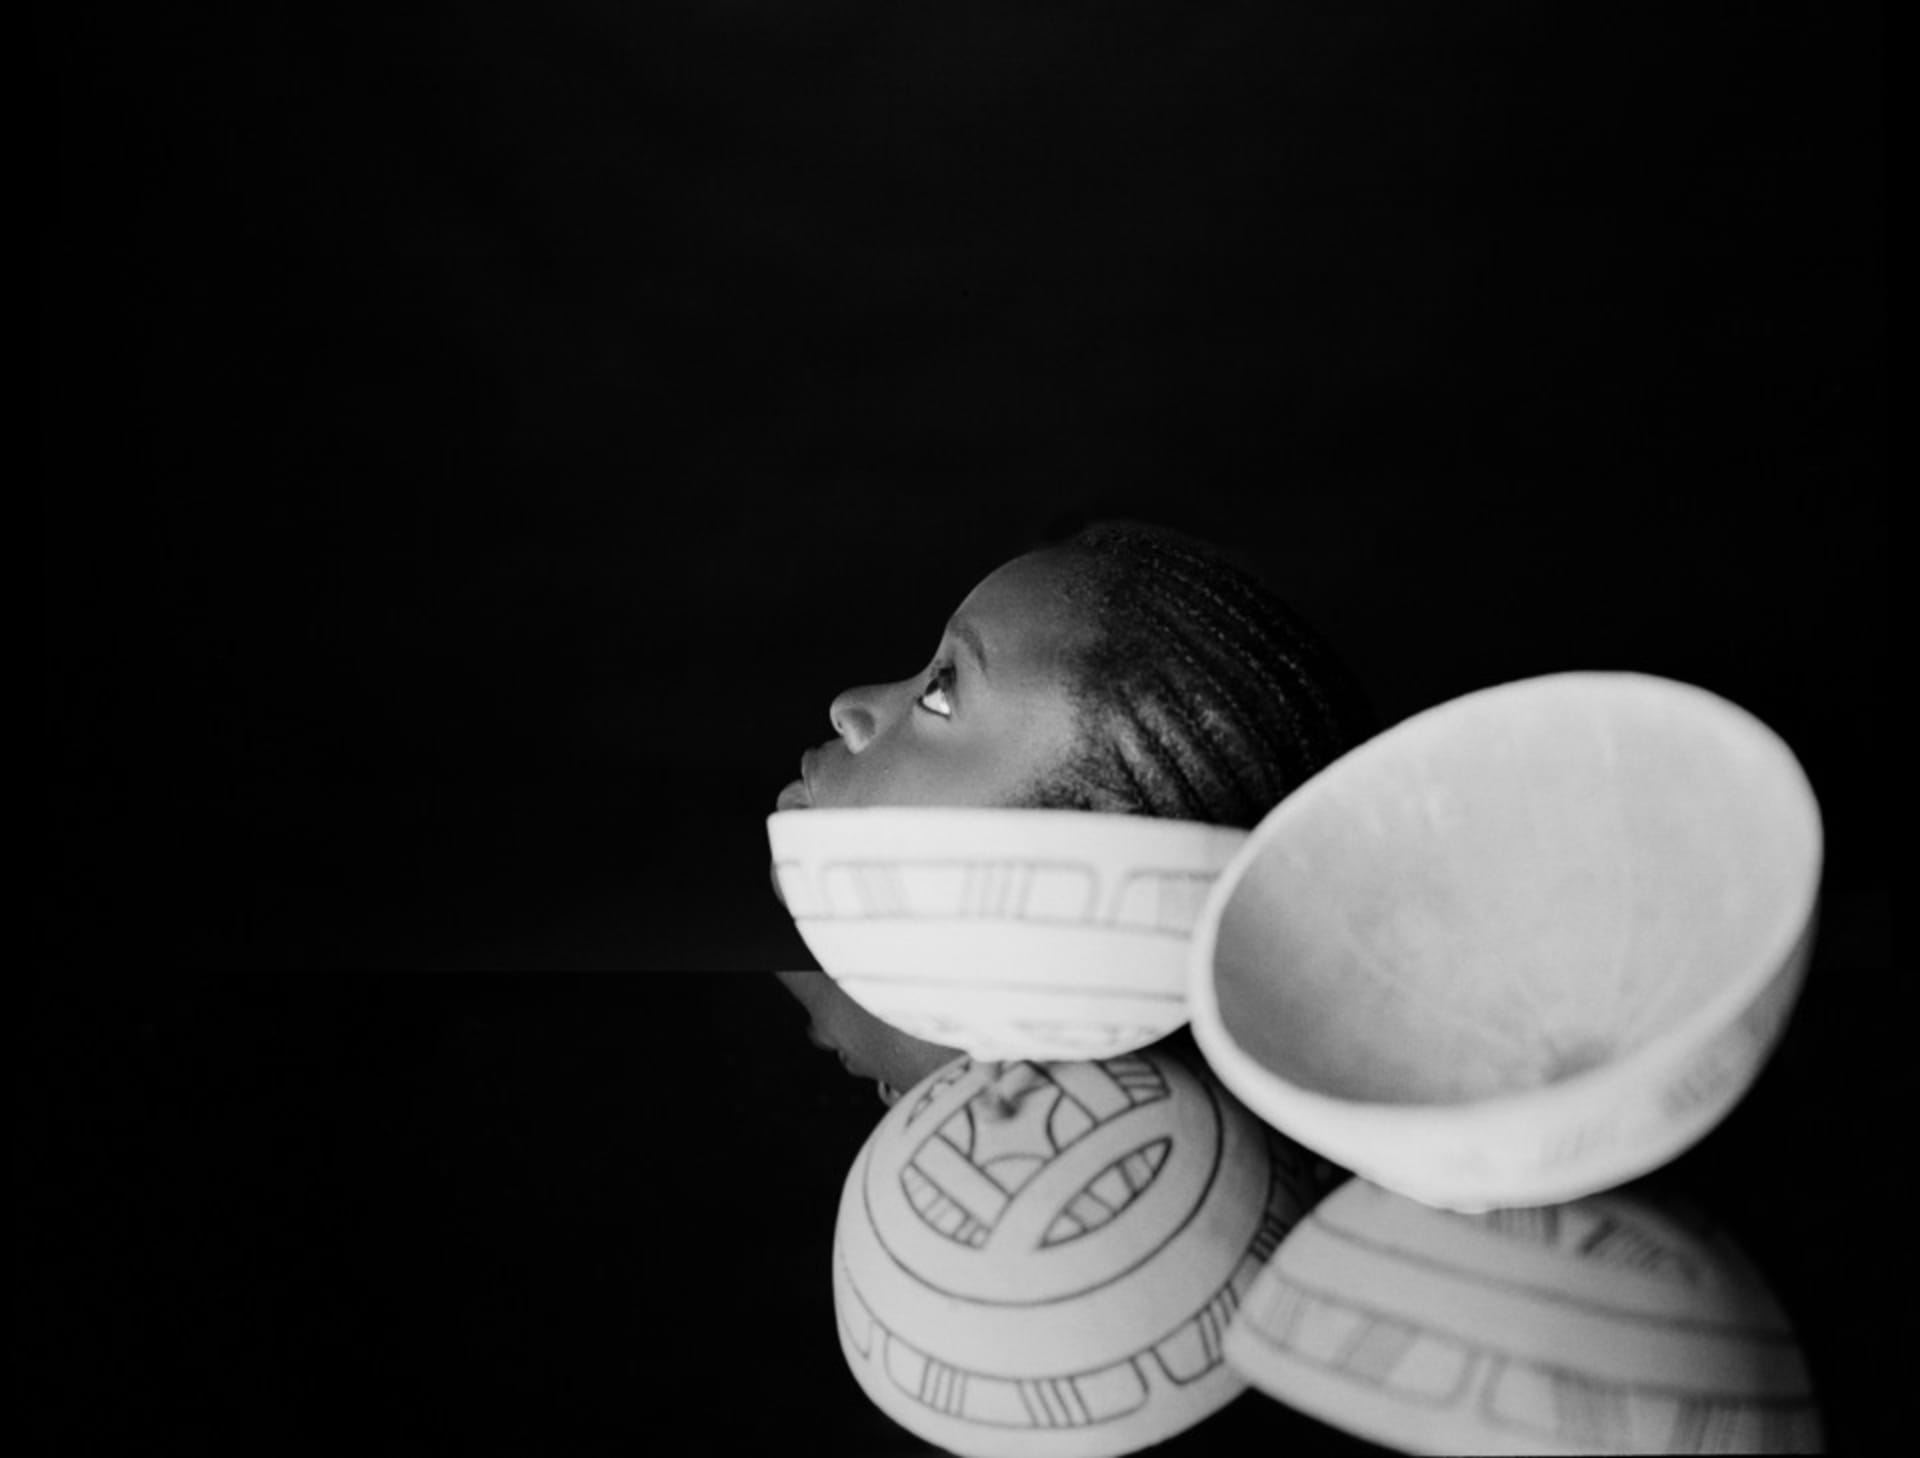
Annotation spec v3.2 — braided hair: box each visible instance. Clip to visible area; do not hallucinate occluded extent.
[1014,521,1376,829]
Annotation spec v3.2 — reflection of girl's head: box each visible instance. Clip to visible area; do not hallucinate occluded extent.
[778,521,1377,1095]
[795,519,1374,824]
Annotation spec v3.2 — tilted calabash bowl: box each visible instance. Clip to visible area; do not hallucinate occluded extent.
[768,807,1249,1062]
[1189,672,1823,1212]
[832,1047,1337,1458]
[1224,1177,1822,1454]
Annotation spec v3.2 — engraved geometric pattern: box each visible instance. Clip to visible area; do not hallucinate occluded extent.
[1238,1269,1821,1452]
[813,858,1225,938]
[836,1080,1314,1437]
[902,1058,1173,1249]
[1041,1140,1171,1249]
[1231,1198,1820,1453]
[1461,1205,1705,1287]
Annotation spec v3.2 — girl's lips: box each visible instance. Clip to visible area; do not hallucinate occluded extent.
[778,750,819,811]
[823,1040,883,1087]
[806,1026,867,1079]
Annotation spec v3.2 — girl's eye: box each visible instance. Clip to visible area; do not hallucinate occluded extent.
[916,663,956,718]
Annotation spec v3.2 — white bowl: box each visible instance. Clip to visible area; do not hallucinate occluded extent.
[1189,672,1822,1211]
[769,807,1249,1061]
[832,1047,1337,1458]
[1224,1177,1823,1453]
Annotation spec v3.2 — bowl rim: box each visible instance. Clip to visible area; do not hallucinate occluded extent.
[767,802,1254,844]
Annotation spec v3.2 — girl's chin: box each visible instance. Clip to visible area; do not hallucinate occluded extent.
[853,1053,927,1093]
[882,1049,969,1094]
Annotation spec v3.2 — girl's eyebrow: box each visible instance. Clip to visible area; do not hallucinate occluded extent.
[944,616,990,681]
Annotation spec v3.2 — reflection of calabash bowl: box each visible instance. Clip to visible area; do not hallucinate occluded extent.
[768,808,1249,1061]
[1190,673,1823,1211]
[832,1048,1335,1458]
[1225,1178,1823,1454]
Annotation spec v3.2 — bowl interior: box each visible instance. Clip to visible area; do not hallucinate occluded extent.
[1212,676,1821,1106]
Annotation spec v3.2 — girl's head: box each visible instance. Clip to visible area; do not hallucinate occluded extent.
[790,520,1375,823]
[776,519,1376,1094]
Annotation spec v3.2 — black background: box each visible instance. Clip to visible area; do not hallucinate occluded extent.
[36,2,1887,1454]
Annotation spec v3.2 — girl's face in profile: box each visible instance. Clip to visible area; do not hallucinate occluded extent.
[774,549,1093,1097]
[779,549,1089,813]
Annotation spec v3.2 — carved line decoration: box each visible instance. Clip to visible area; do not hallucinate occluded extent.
[836,1118,1307,1434]
[801,859,1225,938]
[1236,1266,1820,1453]
[870,1059,1212,1307]
[898,1059,1174,1250]
[1306,1207,1793,1338]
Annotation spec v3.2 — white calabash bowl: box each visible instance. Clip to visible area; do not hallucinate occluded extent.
[1225,1178,1822,1454]
[769,807,1249,1061]
[833,1047,1336,1458]
[1190,672,1822,1212]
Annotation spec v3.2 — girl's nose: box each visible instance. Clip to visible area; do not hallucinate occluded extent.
[829,683,883,752]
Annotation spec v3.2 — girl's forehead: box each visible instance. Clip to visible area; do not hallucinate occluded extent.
[954,551,1089,651]
[937,554,1089,702]
[959,549,1075,609]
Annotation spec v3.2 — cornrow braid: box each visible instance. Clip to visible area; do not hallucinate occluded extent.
[1016,520,1376,829]
[1132,600,1271,822]
[1131,530,1353,772]
[1112,657,1218,821]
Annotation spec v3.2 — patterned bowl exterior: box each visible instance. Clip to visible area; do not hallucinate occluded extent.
[832,1047,1335,1457]
[1224,1179,1822,1454]
[771,808,1248,1062]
